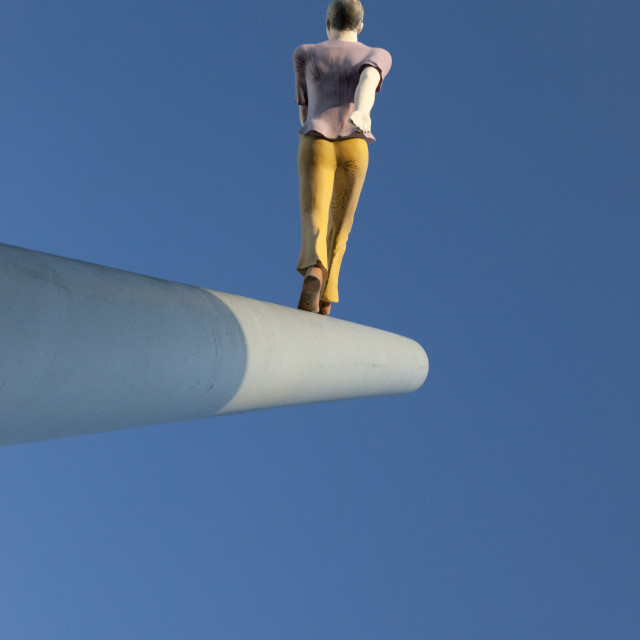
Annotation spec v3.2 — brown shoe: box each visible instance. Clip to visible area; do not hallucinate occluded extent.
[297,275,321,313]
[319,300,332,316]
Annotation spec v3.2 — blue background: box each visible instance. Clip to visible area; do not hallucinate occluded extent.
[1,1,638,637]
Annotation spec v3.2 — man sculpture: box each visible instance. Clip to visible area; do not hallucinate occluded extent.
[294,0,391,315]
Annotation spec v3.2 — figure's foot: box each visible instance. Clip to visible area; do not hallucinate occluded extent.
[319,300,332,316]
[297,275,321,313]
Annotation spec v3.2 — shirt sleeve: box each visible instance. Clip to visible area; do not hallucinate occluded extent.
[359,47,392,92]
[293,46,308,105]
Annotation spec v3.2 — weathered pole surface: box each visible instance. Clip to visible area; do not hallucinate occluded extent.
[0,243,428,446]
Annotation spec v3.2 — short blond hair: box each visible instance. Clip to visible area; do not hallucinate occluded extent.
[326,0,364,31]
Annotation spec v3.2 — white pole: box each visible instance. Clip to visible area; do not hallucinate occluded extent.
[0,243,428,446]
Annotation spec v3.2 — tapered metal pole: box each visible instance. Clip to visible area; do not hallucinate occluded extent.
[0,243,428,446]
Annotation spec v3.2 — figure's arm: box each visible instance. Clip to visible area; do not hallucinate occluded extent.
[293,47,308,126]
[349,66,382,134]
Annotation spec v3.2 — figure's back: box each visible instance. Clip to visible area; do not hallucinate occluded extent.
[294,40,391,141]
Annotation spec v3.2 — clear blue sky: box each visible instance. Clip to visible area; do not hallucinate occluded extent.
[1,1,638,637]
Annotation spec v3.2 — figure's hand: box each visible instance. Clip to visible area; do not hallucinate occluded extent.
[349,110,372,133]
[299,105,308,126]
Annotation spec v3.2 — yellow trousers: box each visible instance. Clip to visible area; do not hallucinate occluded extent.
[297,135,369,303]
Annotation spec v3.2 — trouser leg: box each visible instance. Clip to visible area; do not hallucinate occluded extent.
[322,138,369,303]
[297,136,336,280]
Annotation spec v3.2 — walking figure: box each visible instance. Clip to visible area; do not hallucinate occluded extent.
[294,0,391,315]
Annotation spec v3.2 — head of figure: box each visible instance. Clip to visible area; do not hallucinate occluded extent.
[326,0,364,36]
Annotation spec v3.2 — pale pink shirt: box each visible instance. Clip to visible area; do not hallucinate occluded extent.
[294,40,392,142]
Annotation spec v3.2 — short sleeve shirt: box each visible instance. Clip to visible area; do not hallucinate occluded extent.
[293,40,392,142]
